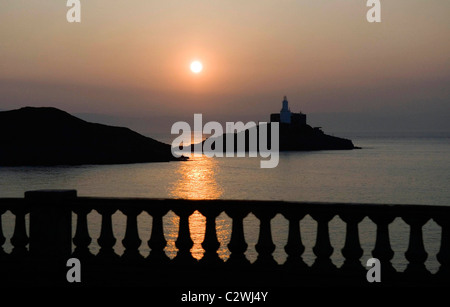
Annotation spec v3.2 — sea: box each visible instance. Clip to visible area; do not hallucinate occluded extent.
[1,134,449,273]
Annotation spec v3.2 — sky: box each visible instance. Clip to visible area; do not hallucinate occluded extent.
[1,0,449,135]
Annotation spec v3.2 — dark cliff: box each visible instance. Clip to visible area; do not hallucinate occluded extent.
[0,107,179,166]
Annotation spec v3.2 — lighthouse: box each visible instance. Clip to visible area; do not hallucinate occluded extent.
[270,96,307,126]
[280,96,291,124]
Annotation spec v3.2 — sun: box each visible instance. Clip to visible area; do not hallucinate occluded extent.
[190,61,203,74]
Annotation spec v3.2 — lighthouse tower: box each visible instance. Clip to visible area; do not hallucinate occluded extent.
[280,96,291,124]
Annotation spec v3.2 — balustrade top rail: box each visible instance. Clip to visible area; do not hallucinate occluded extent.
[0,190,449,286]
[1,196,449,216]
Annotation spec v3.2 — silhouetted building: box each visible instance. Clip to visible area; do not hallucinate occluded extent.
[270,96,306,126]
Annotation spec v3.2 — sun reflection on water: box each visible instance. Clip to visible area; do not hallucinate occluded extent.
[165,156,230,260]
[169,155,223,200]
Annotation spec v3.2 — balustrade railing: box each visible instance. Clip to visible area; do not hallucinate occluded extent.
[0,190,448,286]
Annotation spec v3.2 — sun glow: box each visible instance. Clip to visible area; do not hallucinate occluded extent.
[190,61,203,74]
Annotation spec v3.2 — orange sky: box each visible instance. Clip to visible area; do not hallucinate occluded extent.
[0,1,449,129]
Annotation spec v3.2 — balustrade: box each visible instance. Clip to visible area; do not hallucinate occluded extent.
[0,192,448,286]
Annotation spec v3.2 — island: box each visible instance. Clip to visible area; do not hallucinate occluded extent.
[0,107,182,166]
[272,96,357,150]
[195,96,359,152]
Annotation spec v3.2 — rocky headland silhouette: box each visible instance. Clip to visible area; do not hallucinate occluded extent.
[192,96,359,153]
[0,107,181,166]
[193,123,358,154]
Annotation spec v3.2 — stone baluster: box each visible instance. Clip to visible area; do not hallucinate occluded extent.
[173,207,196,265]
[96,206,118,260]
[199,207,223,266]
[225,208,250,266]
[254,207,277,266]
[434,213,450,278]
[147,207,170,264]
[282,209,307,268]
[121,207,143,262]
[369,213,396,278]
[72,206,93,260]
[403,214,430,277]
[0,209,6,258]
[10,206,29,257]
[310,212,336,272]
[339,212,365,274]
